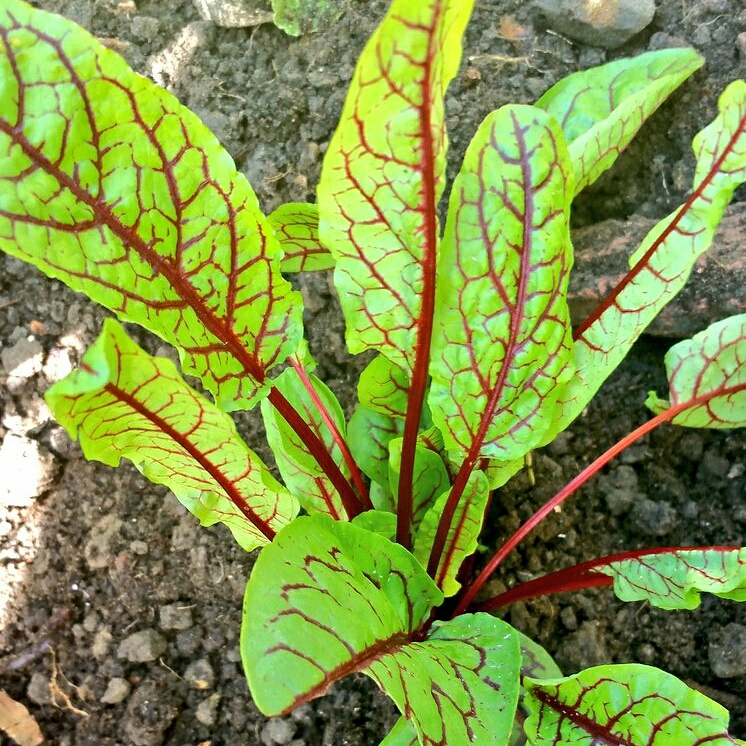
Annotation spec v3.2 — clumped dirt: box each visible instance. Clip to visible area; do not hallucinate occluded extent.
[1,1,745,744]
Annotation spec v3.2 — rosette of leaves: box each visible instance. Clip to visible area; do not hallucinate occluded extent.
[1,0,745,744]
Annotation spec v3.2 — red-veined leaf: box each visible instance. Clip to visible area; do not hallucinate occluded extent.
[524,664,743,746]
[46,319,297,551]
[646,314,746,428]
[268,202,334,273]
[242,515,521,746]
[0,0,302,410]
[414,470,489,596]
[536,48,703,195]
[317,0,473,371]
[260,366,349,519]
[540,79,746,446]
[596,547,746,609]
[429,104,574,461]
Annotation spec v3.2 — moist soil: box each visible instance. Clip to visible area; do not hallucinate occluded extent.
[1,1,745,744]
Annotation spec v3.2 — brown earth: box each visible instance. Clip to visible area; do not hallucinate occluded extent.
[1,1,745,745]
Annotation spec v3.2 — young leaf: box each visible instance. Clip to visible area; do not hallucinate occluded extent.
[352,510,396,539]
[595,547,746,609]
[536,48,703,195]
[358,354,411,419]
[347,404,405,504]
[46,319,297,551]
[524,664,742,746]
[429,104,574,461]
[388,435,450,531]
[541,79,746,446]
[260,367,349,519]
[317,0,473,371]
[415,470,489,596]
[646,314,746,428]
[242,515,521,746]
[267,202,334,273]
[0,0,302,411]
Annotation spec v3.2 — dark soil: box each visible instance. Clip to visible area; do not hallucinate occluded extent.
[1,1,745,744]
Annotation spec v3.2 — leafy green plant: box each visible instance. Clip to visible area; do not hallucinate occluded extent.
[1,0,745,743]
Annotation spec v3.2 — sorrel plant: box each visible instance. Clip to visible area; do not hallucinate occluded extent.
[1,0,745,744]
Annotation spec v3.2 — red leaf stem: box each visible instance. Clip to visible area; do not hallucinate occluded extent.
[267,386,362,519]
[396,23,441,552]
[473,545,740,611]
[452,380,746,617]
[289,356,372,511]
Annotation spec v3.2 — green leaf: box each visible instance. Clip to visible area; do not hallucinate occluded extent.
[536,48,703,195]
[645,314,746,428]
[46,319,297,551]
[347,404,405,505]
[268,202,334,273]
[358,354,410,419]
[541,79,746,446]
[414,470,489,596]
[388,435,450,532]
[260,366,349,519]
[317,0,474,371]
[429,105,574,461]
[352,510,397,539]
[482,458,524,491]
[271,0,350,36]
[380,718,418,746]
[242,515,521,746]
[593,548,746,609]
[0,0,302,411]
[517,631,562,682]
[368,614,520,746]
[524,664,741,746]
[509,632,563,746]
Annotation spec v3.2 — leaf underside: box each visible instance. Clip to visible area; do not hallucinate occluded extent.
[46,319,297,550]
[0,0,302,410]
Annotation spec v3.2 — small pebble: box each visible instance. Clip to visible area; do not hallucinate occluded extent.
[101,677,131,704]
[117,629,168,663]
[26,672,51,706]
[195,692,221,726]
[629,498,678,537]
[1,336,43,378]
[535,0,655,48]
[261,717,297,746]
[92,627,113,659]
[84,514,123,571]
[184,658,215,690]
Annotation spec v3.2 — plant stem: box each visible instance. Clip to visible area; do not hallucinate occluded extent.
[267,386,363,519]
[472,545,739,611]
[289,356,372,511]
[395,42,440,552]
[452,405,687,617]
